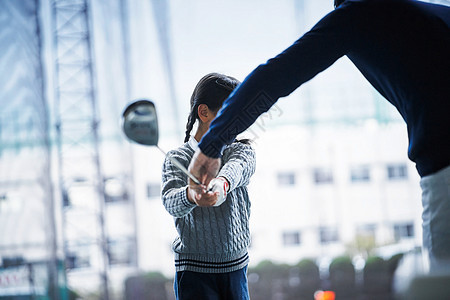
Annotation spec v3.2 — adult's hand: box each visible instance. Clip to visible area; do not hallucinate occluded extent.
[188,148,221,187]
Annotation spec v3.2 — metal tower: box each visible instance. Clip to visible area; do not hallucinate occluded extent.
[52,0,109,298]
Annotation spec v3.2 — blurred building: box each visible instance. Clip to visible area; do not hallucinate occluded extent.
[248,122,422,267]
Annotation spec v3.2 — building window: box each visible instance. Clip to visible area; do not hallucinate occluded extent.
[1,256,25,267]
[147,182,161,198]
[108,238,135,265]
[277,172,296,186]
[104,178,128,203]
[67,249,90,269]
[350,165,370,182]
[314,168,333,184]
[319,227,339,244]
[387,164,408,180]
[283,231,301,246]
[393,223,414,241]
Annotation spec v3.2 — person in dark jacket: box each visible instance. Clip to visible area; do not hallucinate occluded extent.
[188,0,450,273]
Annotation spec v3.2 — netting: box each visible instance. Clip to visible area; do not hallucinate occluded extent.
[0,0,53,261]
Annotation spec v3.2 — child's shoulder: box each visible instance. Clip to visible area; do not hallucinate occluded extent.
[167,142,194,161]
[223,140,255,155]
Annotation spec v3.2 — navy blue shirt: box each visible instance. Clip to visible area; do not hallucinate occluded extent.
[199,0,450,177]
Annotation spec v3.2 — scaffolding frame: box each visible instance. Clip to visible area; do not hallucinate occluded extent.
[52,0,109,298]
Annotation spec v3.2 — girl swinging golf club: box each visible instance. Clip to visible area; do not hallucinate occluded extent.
[161,73,256,300]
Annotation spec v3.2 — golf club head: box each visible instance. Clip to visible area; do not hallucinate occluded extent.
[122,99,159,146]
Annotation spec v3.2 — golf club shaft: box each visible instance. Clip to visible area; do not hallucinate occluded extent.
[157,146,202,185]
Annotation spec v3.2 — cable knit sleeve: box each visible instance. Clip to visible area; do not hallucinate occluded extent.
[161,150,197,217]
[218,142,256,192]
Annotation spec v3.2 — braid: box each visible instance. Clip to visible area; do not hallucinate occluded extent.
[184,110,197,143]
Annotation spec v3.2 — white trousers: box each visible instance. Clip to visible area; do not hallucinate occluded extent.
[420,164,450,274]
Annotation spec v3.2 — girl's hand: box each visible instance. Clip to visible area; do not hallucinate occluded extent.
[187,182,219,206]
[187,183,206,204]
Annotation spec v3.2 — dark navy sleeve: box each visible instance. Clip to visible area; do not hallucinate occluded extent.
[198,8,352,158]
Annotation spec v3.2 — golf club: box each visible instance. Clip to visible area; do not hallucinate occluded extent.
[122,99,202,185]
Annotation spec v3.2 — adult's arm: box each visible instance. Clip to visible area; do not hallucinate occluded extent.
[198,7,351,158]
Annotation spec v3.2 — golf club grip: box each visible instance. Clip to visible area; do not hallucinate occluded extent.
[168,156,202,185]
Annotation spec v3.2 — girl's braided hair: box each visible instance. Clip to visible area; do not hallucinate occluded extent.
[184,73,243,143]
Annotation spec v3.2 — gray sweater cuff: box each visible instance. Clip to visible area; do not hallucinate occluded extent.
[181,186,197,209]
[218,167,239,192]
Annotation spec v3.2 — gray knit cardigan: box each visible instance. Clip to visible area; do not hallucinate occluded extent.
[161,137,256,273]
